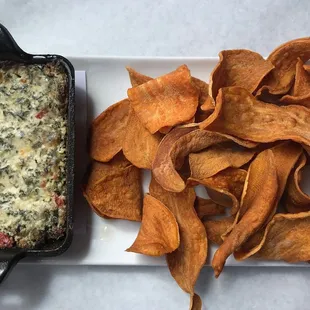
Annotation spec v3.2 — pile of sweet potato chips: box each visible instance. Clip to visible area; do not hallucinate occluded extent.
[83,38,310,309]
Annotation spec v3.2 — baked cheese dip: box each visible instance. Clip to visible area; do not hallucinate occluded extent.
[0,62,68,248]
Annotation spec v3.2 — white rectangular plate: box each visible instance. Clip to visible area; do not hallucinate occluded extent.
[24,57,309,267]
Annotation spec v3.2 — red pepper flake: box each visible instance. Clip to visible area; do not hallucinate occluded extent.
[54,194,64,208]
[35,109,48,119]
[40,180,46,188]
[20,78,27,84]
[0,232,13,248]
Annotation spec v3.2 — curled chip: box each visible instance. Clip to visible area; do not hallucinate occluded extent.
[252,211,310,262]
[83,155,142,221]
[257,37,310,99]
[149,178,207,294]
[234,142,302,260]
[280,58,310,107]
[90,99,130,162]
[285,152,310,213]
[153,126,256,193]
[126,66,152,87]
[203,217,235,245]
[127,65,199,134]
[212,150,278,277]
[126,194,180,256]
[209,49,274,101]
[190,293,202,310]
[195,196,226,219]
[200,86,310,147]
[189,168,247,216]
[123,107,162,169]
[192,76,210,106]
[189,143,255,180]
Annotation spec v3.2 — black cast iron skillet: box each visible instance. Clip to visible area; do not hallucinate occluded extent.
[0,24,75,283]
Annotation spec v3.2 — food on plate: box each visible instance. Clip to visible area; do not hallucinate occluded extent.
[84,38,310,309]
[0,62,68,248]
[126,194,179,256]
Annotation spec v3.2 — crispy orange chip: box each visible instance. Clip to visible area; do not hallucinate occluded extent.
[90,99,130,162]
[200,86,310,147]
[83,155,142,221]
[257,37,310,99]
[123,107,162,169]
[195,197,226,219]
[126,66,152,87]
[212,150,278,277]
[190,293,202,310]
[126,194,180,256]
[189,143,255,180]
[209,49,274,101]
[127,65,199,134]
[149,178,207,294]
[280,58,310,107]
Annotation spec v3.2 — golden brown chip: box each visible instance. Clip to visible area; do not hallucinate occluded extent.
[123,107,162,169]
[252,211,310,262]
[83,156,142,221]
[149,178,207,294]
[304,64,310,73]
[280,58,310,107]
[189,143,255,180]
[126,194,180,256]
[256,37,310,99]
[189,293,202,310]
[209,49,274,101]
[285,152,310,213]
[192,76,210,106]
[203,217,235,245]
[212,150,278,277]
[188,168,247,216]
[153,126,257,193]
[200,86,310,147]
[126,66,152,87]
[128,65,199,134]
[90,99,130,162]
[195,197,226,219]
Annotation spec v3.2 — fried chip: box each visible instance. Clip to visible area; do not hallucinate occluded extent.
[83,156,142,221]
[203,217,235,245]
[189,168,247,216]
[212,150,278,277]
[256,37,310,99]
[200,86,310,147]
[189,293,202,310]
[209,49,274,101]
[90,99,130,162]
[195,197,226,219]
[123,107,162,169]
[189,143,255,180]
[192,76,210,106]
[153,126,257,193]
[127,65,199,134]
[280,58,310,107]
[126,194,180,256]
[285,152,310,213]
[126,66,152,87]
[149,178,207,294]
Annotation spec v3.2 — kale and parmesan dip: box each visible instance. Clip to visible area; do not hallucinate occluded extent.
[0,62,68,248]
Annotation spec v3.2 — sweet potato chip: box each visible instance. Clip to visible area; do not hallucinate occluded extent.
[280,58,310,107]
[90,99,130,162]
[126,194,179,256]
[128,65,199,134]
[212,150,278,277]
[123,107,162,169]
[203,217,235,245]
[83,156,142,221]
[190,293,202,310]
[153,126,257,193]
[257,37,310,99]
[195,197,226,219]
[126,66,152,87]
[149,178,207,294]
[209,49,274,101]
[304,64,310,73]
[252,211,310,262]
[189,143,255,180]
[200,86,310,147]
[285,152,310,213]
[192,77,210,106]
[189,168,247,216]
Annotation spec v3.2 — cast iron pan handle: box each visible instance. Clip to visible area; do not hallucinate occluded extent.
[0,253,25,284]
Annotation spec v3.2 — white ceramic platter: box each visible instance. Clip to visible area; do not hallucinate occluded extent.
[24,57,310,267]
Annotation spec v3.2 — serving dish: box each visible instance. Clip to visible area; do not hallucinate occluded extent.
[0,24,75,282]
